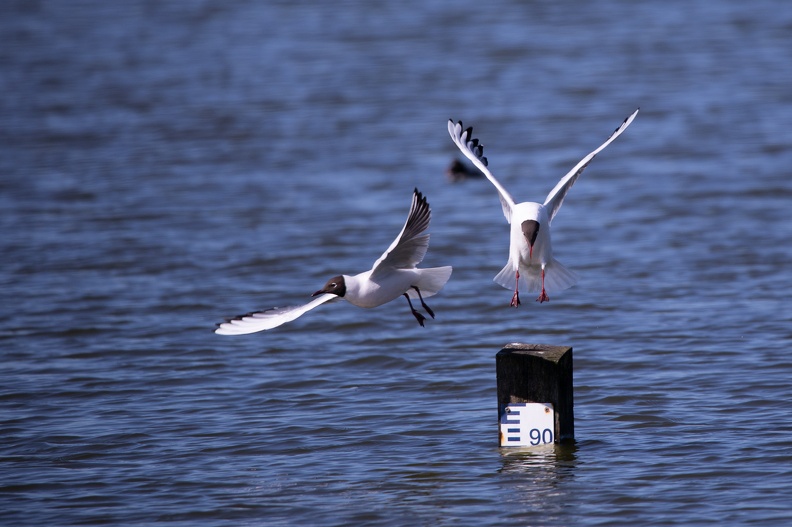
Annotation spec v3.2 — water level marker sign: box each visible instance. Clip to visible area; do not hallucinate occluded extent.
[499,402,555,447]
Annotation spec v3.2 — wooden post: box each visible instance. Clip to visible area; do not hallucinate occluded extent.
[496,343,574,445]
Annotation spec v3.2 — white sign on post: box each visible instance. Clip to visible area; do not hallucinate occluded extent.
[499,402,555,447]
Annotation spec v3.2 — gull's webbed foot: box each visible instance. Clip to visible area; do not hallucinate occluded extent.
[404,292,427,327]
[510,291,521,307]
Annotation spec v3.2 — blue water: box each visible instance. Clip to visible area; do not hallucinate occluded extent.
[2,1,792,525]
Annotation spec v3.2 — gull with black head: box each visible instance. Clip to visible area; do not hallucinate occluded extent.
[215,189,452,334]
[448,109,638,305]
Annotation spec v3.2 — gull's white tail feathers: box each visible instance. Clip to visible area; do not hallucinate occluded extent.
[493,259,578,294]
[405,266,453,299]
[493,259,518,291]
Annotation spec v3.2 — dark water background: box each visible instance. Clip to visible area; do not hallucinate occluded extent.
[2,1,791,525]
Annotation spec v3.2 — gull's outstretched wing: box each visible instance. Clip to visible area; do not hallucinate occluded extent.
[448,119,516,222]
[215,293,337,335]
[371,189,431,275]
[543,108,639,222]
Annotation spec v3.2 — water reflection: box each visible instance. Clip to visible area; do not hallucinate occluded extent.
[495,443,579,520]
[499,443,577,486]
[500,441,578,469]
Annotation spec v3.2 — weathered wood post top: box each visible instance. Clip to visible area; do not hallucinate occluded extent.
[496,343,574,445]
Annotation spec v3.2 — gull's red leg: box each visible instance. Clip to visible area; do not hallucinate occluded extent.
[536,267,550,303]
[510,270,521,307]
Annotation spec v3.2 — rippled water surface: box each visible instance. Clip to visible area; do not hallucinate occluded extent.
[2,1,792,525]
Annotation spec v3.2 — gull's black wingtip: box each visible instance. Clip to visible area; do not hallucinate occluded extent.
[413,187,428,206]
[611,108,640,135]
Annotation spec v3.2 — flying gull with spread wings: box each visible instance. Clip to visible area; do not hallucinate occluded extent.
[448,108,638,305]
[215,189,452,334]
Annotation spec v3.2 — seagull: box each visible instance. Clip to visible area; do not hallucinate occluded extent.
[215,189,453,334]
[448,109,638,305]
